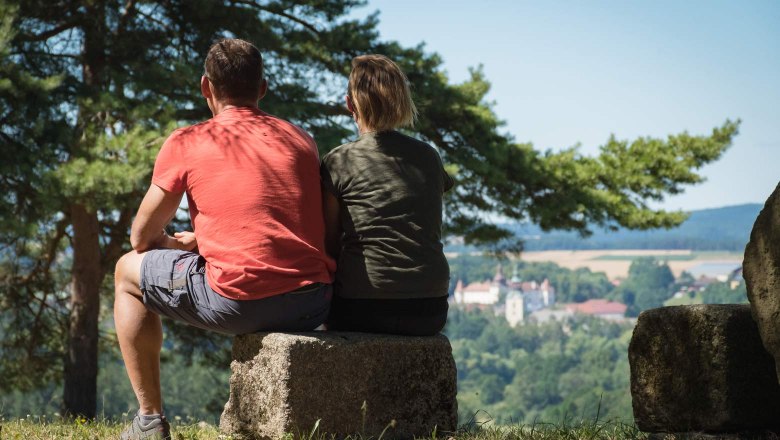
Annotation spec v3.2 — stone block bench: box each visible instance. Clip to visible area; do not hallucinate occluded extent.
[629,304,780,436]
[219,332,458,439]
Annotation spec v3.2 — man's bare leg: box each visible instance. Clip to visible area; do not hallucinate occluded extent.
[114,250,163,415]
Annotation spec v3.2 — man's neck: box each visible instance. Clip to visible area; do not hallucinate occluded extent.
[211,101,259,116]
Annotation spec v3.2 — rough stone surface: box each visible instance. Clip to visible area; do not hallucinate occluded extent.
[629,304,780,434]
[744,182,780,383]
[219,332,457,439]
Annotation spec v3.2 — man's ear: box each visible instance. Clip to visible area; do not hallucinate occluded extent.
[257,79,268,101]
[201,76,213,99]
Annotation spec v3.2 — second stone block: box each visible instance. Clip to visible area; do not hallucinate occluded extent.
[629,304,780,434]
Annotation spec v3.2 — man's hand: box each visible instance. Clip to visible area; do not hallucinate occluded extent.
[172,231,198,252]
[146,229,198,252]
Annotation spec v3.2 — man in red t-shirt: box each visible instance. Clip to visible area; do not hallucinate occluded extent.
[113,39,335,439]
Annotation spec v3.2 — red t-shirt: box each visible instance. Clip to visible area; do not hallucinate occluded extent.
[152,106,335,300]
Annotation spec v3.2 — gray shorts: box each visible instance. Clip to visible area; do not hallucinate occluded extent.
[139,249,331,335]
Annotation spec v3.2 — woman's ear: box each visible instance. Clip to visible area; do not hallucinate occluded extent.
[345,95,356,115]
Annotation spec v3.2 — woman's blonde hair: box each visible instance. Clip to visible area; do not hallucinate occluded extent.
[348,54,418,132]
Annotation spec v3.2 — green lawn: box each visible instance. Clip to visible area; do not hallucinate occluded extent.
[0,416,221,440]
[0,416,651,440]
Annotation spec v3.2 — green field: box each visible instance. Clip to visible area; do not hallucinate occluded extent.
[0,416,650,440]
[592,254,696,261]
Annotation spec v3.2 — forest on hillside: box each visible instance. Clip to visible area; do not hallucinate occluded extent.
[447,204,761,252]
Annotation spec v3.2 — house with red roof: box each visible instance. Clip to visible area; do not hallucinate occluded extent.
[563,299,627,321]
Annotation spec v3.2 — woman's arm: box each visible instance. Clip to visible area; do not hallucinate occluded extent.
[322,187,342,259]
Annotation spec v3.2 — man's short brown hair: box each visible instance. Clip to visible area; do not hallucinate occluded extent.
[204,38,264,101]
[348,54,417,132]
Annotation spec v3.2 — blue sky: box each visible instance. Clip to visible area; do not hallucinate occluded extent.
[354,0,779,211]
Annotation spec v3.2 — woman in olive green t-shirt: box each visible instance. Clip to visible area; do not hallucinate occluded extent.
[320,54,453,336]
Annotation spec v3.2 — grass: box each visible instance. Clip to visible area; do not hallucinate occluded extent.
[8,418,780,440]
[0,415,652,440]
[453,419,648,440]
[663,292,704,306]
[0,415,223,440]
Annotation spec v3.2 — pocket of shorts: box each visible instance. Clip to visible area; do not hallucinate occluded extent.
[166,288,190,308]
[188,270,237,314]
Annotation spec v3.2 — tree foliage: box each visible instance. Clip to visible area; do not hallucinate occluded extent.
[701,281,748,305]
[448,309,634,424]
[0,0,738,417]
[613,257,675,316]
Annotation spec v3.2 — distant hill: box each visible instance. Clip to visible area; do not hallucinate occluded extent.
[450,204,763,252]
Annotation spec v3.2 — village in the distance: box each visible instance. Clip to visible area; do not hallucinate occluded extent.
[449,257,744,326]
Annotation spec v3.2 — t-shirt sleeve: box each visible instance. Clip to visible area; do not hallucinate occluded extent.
[151,131,187,193]
[442,168,454,192]
[433,148,454,192]
[292,124,320,159]
[320,152,340,197]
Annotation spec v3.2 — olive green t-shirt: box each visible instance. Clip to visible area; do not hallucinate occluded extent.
[320,130,454,300]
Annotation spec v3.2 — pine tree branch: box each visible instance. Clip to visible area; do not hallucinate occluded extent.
[10,50,80,60]
[117,0,139,36]
[135,9,170,31]
[230,0,322,36]
[313,101,351,117]
[20,216,69,285]
[20,18,81,42]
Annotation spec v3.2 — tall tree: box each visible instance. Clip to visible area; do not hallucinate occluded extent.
[0,0,738,418]
[616,257,676,315]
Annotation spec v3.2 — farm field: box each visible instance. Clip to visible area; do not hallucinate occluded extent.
[513,249,743,280]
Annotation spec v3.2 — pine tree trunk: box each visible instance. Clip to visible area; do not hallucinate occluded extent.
[63,204,102,418]
[62,2,107,418]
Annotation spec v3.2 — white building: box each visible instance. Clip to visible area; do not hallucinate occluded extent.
[453,280,501,305]
[453,265,507,306]
[505,292,525,326]
[504,265,557,326]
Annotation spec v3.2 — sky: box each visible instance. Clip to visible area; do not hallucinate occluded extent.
[353,0,780,211]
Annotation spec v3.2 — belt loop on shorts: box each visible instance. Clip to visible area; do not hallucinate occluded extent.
[167,278,187,291]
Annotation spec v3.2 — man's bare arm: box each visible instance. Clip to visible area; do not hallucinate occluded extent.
[130,184,195,252]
